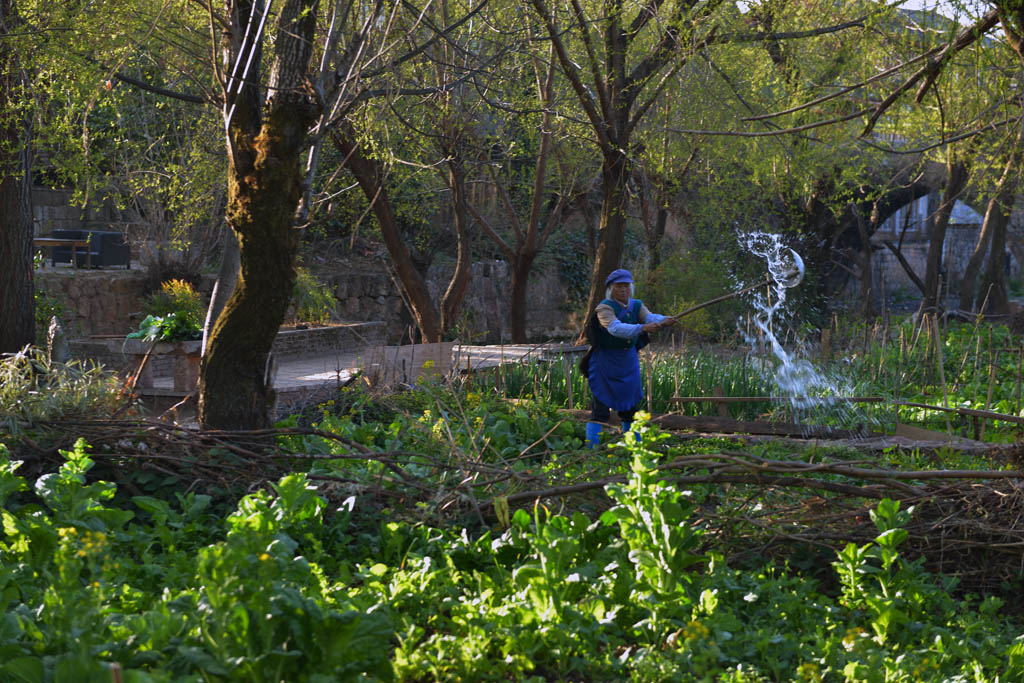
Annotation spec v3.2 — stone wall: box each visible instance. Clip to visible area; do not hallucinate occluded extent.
[35,270,216,339]
[38,260,575,346]
[32,187,82,235]
[326,269,408,341]
[426,260,575,342]
[869,224,1019,304]
[36,269,150,339]
[323,261,576,343]
[32,186,125,236]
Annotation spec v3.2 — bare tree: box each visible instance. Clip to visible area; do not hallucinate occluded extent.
[960,128,1023,313]
[527,0,722,326]
[463,41,574,342]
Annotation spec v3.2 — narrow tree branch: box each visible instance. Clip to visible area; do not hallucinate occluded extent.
[861,8,999,137]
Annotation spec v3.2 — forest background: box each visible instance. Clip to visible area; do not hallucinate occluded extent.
[2,0,1024,430]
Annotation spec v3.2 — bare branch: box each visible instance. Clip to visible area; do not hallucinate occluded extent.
[529,0,610,151]
[110,69,208,104]
[668,108,867,138]
[858,115,1021,156]
[466,197,514,259]
[742,49,938,122]
[861,8,999,137]
[568,0,611,121]
[713,18,865,45]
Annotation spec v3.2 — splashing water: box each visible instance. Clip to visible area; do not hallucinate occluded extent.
[738,232,854,419]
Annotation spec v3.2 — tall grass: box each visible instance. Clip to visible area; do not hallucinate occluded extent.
[483,350,776,420]
[839,317,1024,438]
[0,346,124,434]
[462,316,1024,441]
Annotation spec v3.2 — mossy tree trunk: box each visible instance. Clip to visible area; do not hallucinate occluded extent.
[198,0,319,429]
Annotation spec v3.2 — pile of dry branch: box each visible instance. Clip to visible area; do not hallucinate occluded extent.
[9,419,1024,595]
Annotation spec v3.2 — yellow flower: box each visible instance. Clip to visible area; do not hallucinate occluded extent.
[259,553,271,561]
[797,663,821,682]
[842,627,866,652]
[683,620,710,642]
[797,661,822,682]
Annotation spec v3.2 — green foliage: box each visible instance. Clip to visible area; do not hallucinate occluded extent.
[2,425,1022,681]
[843,319,1024,439]
[141,279,203,325]
[291,267,336,325]
[0,442,392,681]
[127,279,202,342]
[604,415,704,610]
[495,351,775,419]
[647,248,747,340]
[282,388,581,489]
[33,288,67,346]
[548,229,593,310]
[0,346,121,432]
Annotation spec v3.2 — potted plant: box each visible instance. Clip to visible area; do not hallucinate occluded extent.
[125,279,203,391]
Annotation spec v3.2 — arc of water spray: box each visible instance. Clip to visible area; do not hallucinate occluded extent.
[738,236,851,417]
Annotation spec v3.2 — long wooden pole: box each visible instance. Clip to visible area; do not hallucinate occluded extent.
[669,275,781,320]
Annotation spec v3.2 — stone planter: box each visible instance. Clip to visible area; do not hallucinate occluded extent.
[122,339,202,391]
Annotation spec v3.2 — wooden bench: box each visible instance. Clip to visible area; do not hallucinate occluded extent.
[33,237,91,268]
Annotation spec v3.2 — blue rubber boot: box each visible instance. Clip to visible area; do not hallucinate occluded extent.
[585,422,602,448]
[621,421,638,444]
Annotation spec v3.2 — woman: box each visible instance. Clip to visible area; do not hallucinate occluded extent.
[585,269,675,447]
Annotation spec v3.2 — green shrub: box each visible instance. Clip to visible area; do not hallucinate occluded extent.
[292,267,336,325]
[3,415,1024,681]
[0,346,121,431]
[34,288,67,346]
[647,250,746,340]
[128,279,203,342]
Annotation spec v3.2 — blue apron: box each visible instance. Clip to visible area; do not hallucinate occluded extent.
[588,299,643,411]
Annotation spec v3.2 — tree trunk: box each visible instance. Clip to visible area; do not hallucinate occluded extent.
[919,159,968,316]
[648,203,668,273]
[637,177,668,276]
[852,205,876,319]
[578,194,598,263]
[440,153,473,335]
[0,0,33,353]
[198,0,319,430]
[960,140,1021,312]
[584,146,631,320]
[977,209,1011,315]
[333,126,442,342]
[201,227,240,355]
[509,252,537,342]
